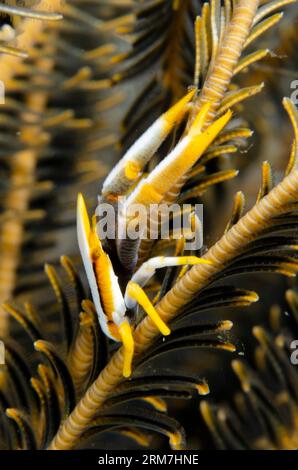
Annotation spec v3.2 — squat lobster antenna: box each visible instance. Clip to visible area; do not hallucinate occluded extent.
[101,89,196,199]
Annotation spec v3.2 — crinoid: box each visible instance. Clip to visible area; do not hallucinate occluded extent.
[0,1,62,58]
[200,286,298,450]
[1,0,298,452]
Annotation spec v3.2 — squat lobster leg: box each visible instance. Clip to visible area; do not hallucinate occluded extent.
[124,257,213,340]
[77,92,231,379]
[78,194,212,378]
[124,107,232,209]
[127,256,213,299]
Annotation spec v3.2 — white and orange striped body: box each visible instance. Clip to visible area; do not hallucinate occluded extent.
[76,92,232,377]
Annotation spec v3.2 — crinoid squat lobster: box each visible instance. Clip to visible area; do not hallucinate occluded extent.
[77,90,232,377]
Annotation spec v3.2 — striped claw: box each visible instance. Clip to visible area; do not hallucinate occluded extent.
[118,319,134,378]
[127,256,213,301]
[101,89,196,198]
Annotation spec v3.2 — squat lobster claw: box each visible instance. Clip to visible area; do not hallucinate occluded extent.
[101,89,196,200]
[77,193,213,378]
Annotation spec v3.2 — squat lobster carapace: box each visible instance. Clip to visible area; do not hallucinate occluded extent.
[77,193,213,377]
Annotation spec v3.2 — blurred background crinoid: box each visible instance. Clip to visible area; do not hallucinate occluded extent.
[1,0,298,451]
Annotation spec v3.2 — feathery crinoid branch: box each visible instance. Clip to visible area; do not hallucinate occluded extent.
[0,1,133,337]
[50,105,298,450]
[46,0,298,450]
[0,3,236,449]
[0,1,62,58]
[114,0,205,150]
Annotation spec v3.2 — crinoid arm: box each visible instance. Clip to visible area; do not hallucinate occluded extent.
[0,0,62,58]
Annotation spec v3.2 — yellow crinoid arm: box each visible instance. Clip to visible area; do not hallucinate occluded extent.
[118,319,134,378]
[126,281,170,336]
